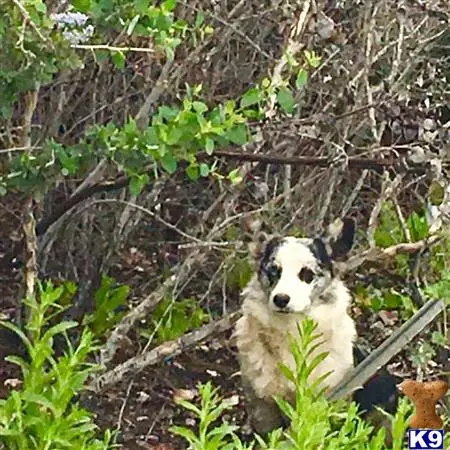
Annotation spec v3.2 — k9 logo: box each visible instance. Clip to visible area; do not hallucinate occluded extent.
[408,429,444,450]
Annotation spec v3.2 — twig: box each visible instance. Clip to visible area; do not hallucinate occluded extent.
[266,0,312,118]
[35,151,438,237]
[100,246,205,367]
[70,160,108,198]
[84,199,230,248]
[11,0,53,47]
[22,197,37,324]
[35,177,130,236]
[71,44,154,53]
[19,88,39,325]
[341,169,369,218]
[337,235,441,275]
[116,380,134,431]
[93,311,241,391]
[317,168,340,229]
[393,199,411,243]
[180,1,272,59]
[135,60,173,130]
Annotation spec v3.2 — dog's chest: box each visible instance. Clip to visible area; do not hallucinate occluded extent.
[259,316,336,372]
[236,311,354,400]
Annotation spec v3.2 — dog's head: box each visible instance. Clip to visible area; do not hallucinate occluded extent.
[255,218,355,314]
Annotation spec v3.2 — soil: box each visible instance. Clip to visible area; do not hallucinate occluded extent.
[83,330,249,450]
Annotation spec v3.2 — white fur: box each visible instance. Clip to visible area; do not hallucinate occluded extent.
[235,238,356,404]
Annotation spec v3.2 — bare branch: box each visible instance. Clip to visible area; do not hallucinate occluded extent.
[93,311,241,391]
[337,235,441,275]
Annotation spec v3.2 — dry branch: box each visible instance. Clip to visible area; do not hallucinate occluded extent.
[35,147,444,237]
[19,89,39,324]
[100,246,206,366]
[93,311,241,391]
[22,197,37,324]
[337,235,442,275]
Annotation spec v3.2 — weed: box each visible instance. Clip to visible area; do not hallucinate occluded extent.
[0,282,115,449]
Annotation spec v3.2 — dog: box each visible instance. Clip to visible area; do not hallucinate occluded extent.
[235,218,398,435]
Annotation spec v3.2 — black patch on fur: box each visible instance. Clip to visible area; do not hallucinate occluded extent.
[309,238,332,270]
[316,289,336,304]
[258,237,283,283]
[329,218,355,259]
[353,374,399,415]
[352,345,400,416]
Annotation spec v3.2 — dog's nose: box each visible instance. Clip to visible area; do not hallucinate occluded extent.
[273,294,290,309]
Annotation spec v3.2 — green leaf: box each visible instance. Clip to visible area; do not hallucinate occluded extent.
[161,153,177,174]
[186,164,199,181]
[277,87,295,114]
[240,88,261,108]
[111,51,125,71]
[205,138,214,155]
[71,0,92,12]
[225,124,248,145]
[94,50,109,64]
[129,174,148,196]
[134,0,148,14]
[296,69,308,89]
[228,168,243,185]
[41,321,78,343]
[195,11,205,27]
[162,0,177,12]
[127,15,140,35]
[304,50,321,68]
[199,163,210,177]
[192,101,208,114]
[428,181,445,205]
[169,425,201,444]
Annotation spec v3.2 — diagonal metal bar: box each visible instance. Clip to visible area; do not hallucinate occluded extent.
[327,298,445,401]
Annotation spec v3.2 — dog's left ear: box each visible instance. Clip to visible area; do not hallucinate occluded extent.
[326,217,355,259]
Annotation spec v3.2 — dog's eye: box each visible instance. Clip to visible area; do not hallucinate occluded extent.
[298,268,315,283]
[267,265,281,283]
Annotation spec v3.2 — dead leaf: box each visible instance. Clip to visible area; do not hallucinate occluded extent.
[173,388,196,403]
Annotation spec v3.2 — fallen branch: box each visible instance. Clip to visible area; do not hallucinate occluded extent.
[209,151,409,171]
[92,311,241,391]
[100,247,206,367]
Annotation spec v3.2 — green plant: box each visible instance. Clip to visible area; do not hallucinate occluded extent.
[0,282,115,449]
[171,318,413,450]
[225,256,253,290]
[140,296,208,345]
[170,381,243,450]
[82,275,129,337]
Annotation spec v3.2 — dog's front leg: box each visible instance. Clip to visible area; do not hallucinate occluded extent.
[241,375,288,436]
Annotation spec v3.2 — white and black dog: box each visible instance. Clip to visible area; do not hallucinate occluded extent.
[235,218,397,435]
